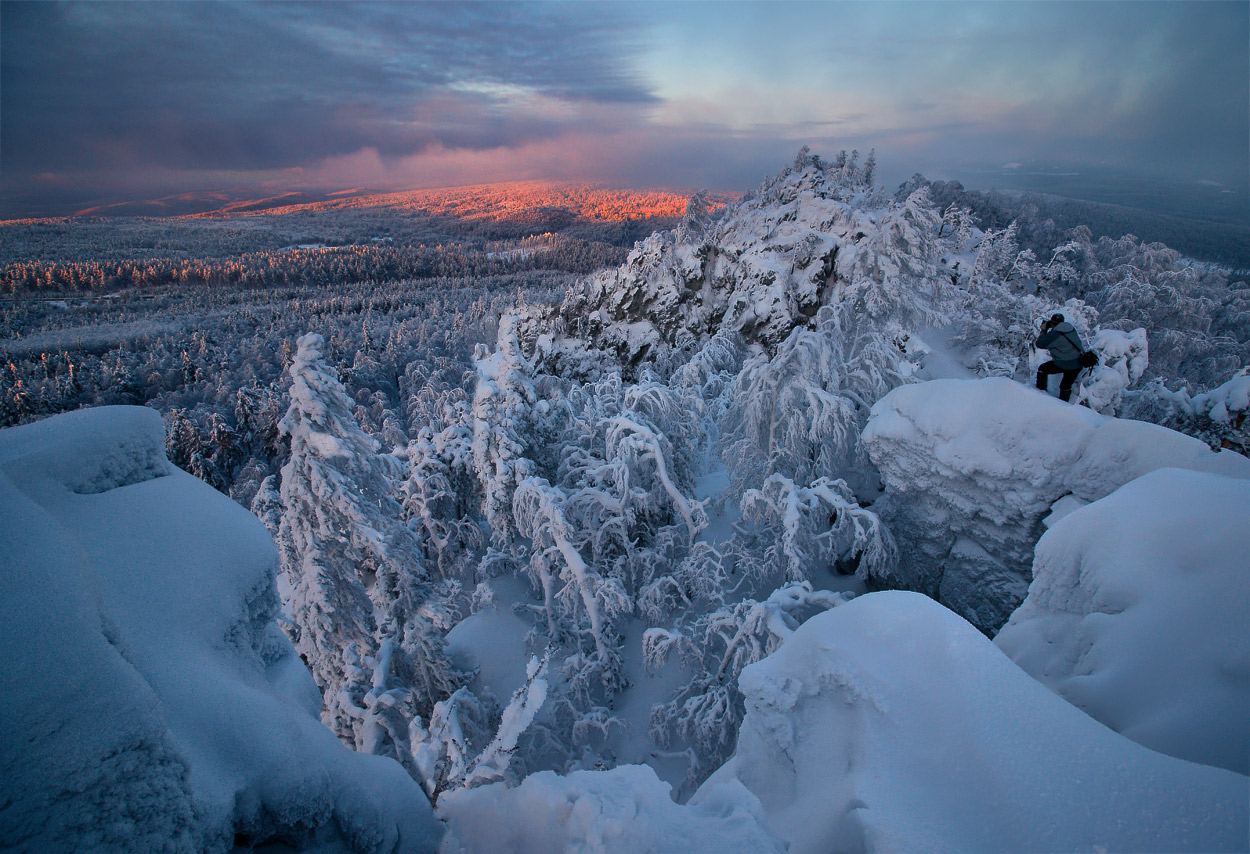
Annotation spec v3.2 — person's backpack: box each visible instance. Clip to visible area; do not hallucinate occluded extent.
[1062,329,1099,369]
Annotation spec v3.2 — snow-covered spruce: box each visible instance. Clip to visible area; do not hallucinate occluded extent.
[274,332,462,766]
[0,406,441,853]
[996,467,1250,775]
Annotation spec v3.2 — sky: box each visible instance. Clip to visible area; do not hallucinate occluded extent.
[2,1,1247,214]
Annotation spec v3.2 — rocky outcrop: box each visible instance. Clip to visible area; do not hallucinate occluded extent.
[861,378,1250,632]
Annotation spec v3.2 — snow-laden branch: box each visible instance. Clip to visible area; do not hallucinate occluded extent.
[607,414,706,539]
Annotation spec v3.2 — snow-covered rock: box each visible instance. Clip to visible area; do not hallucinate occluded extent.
[996,468,1250,775]
[861,377,1250,631]
[0,406,442,853]
[438,764,783,854]
[530,149,943,369]
[694,590,1249,854]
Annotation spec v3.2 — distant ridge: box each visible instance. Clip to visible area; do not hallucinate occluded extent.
[181,181,737,224]
[9,182,738,225]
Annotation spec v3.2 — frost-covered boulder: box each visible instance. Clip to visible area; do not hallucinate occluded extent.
[0,407,442,853]
[861,377,1250,631]
[438,764,783,853]
[693,591,1249,854]
[996,468,1250,775]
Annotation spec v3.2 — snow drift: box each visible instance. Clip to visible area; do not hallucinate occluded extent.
[438,764,783,853]
[693,590,1250,854]
[996,467,1250,775]
[862,377,1250,631]
[0,406,441,853]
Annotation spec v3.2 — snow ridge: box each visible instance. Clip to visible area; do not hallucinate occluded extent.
[996,467,1250,775]
[694,591,1249,854]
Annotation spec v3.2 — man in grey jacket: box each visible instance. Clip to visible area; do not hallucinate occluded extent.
[1035,313,1084,402]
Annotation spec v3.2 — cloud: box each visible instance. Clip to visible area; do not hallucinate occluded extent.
[1,0,1245,214]
[0,2,656,179]
[646,1,1248,185]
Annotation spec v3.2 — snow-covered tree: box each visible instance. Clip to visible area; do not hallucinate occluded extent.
[512,476,630,691]
[413,655,550,800]
[740,473,896,584]
[723,304,907,496]
[403,404,483,580]
[646,583,854,792]
[276,332,461,763]
[470,316,542,542]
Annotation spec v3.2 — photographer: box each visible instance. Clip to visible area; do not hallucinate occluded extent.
[1035,313,1085,402]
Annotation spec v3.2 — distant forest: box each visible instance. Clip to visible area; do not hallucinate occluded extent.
[2,174,1245,456]
[0,183,740,295]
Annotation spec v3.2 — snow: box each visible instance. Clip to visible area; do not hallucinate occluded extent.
[861,377,1250,630]
[1191,369,1250,424]
[0,406,442,853]
[907,326,976,381]
[996,467,1250,775]
[1074,327,1149,413]
[690,463,748,575]
[1040,493,1087,529]
[438,764,783,853]
[693,590,1250,854]
[445,576,533,703]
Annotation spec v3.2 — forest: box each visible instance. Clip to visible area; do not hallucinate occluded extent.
[2,151,1247,813]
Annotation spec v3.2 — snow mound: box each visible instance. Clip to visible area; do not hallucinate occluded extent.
[861,377,1250,631]
[694,590,1249,854]
[996,468,1250,775]
[0,406,441,853]
[0,403,174,494]
[438,764,783,854]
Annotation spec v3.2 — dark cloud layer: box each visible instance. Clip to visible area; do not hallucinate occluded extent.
[1,1,1246,216]
[1,2,653,191]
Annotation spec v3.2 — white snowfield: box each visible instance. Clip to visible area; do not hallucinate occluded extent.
[693,590,1250,854]
[0,407,442,853]
[862,377,1250,631]
[997,467,1250,775]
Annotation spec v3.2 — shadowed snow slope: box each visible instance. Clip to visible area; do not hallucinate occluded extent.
[0,406,441,853]
[693,591,1249,854]
[996,468,1250,775]
[862,377,1250,631]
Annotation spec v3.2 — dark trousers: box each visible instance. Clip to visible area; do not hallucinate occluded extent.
[1037,361,1080,401]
